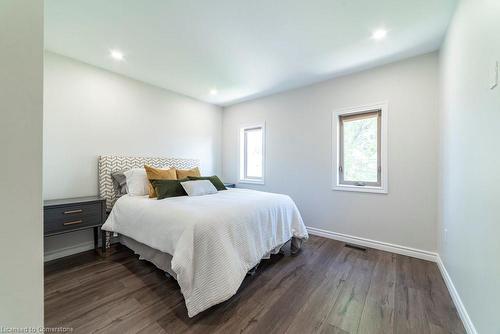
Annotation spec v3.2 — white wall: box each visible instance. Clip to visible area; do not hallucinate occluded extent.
[43,52,222,258]
[223,53,439,252]
[0,0,44,327]
[439,0,500,333]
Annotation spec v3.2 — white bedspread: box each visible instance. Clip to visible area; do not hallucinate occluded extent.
[102,188,308,317]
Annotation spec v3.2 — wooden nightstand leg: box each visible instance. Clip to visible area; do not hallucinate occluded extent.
[93,226,99,251]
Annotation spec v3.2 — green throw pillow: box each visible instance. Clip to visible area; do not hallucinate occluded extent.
[187,175,227,191]
[151,179,188,199]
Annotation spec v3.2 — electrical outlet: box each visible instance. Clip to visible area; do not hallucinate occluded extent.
[491,61,498,90]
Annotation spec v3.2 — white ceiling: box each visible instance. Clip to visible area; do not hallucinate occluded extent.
[45,0,457,106]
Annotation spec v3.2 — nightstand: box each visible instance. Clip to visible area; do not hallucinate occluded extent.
[44,196,107,254]
[224,183,236,188]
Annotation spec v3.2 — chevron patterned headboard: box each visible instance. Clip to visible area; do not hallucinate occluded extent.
[98,155,200,211]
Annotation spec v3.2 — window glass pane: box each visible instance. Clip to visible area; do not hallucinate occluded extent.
[343,114,378,182]
[245,128,262,178]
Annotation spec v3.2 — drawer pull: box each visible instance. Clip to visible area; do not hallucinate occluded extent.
[64,209,83,214]
[63,220,83,226]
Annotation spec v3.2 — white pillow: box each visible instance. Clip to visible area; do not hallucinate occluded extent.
[124,168,149,196]
[181,180,217,196]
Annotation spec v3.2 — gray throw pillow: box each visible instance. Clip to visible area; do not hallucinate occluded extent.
[111,171,128,197]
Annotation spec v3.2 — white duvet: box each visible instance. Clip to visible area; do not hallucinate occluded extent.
[102,188,308,317]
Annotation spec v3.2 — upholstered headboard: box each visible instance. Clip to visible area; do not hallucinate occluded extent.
[98,155,200,211]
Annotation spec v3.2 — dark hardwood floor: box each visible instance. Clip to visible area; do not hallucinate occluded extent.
[45,236,465,334]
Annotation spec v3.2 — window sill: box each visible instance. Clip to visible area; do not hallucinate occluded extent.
[239,179,265,185]
[332,184,387,194]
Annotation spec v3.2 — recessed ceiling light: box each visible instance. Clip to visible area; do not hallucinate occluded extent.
[210,88,218,95]
[110,49,124,61]
[372,29,387,40]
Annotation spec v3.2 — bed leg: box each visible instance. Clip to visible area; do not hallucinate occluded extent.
[100,230,111,257]
[290,237,302,255]
[248,263,259,276]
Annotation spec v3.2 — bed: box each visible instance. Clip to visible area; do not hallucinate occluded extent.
[98,155,308,317]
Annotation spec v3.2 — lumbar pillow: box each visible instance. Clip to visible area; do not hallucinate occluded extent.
[180,180,217,196]
[176,167,201,180]
[144,165,177,198]
[151,179,188,199]
[124,168,149,196]
[187,175,227,191]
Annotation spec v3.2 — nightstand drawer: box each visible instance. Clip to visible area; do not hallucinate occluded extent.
[44,203,101,235]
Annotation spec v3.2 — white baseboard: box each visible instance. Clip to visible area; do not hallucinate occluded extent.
[306,226,438,262]
[436,256,477,334]
[44,241,95,262]
[44,237,120,262]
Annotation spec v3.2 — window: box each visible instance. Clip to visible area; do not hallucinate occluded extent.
[333,103,388,193]
[240,123,265,184]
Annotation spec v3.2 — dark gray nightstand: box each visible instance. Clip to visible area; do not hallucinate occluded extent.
[44,196,107,255]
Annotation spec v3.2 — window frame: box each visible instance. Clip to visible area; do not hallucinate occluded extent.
[332,102,388,194]
[338,110,381,187]
[239,122,266,185]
